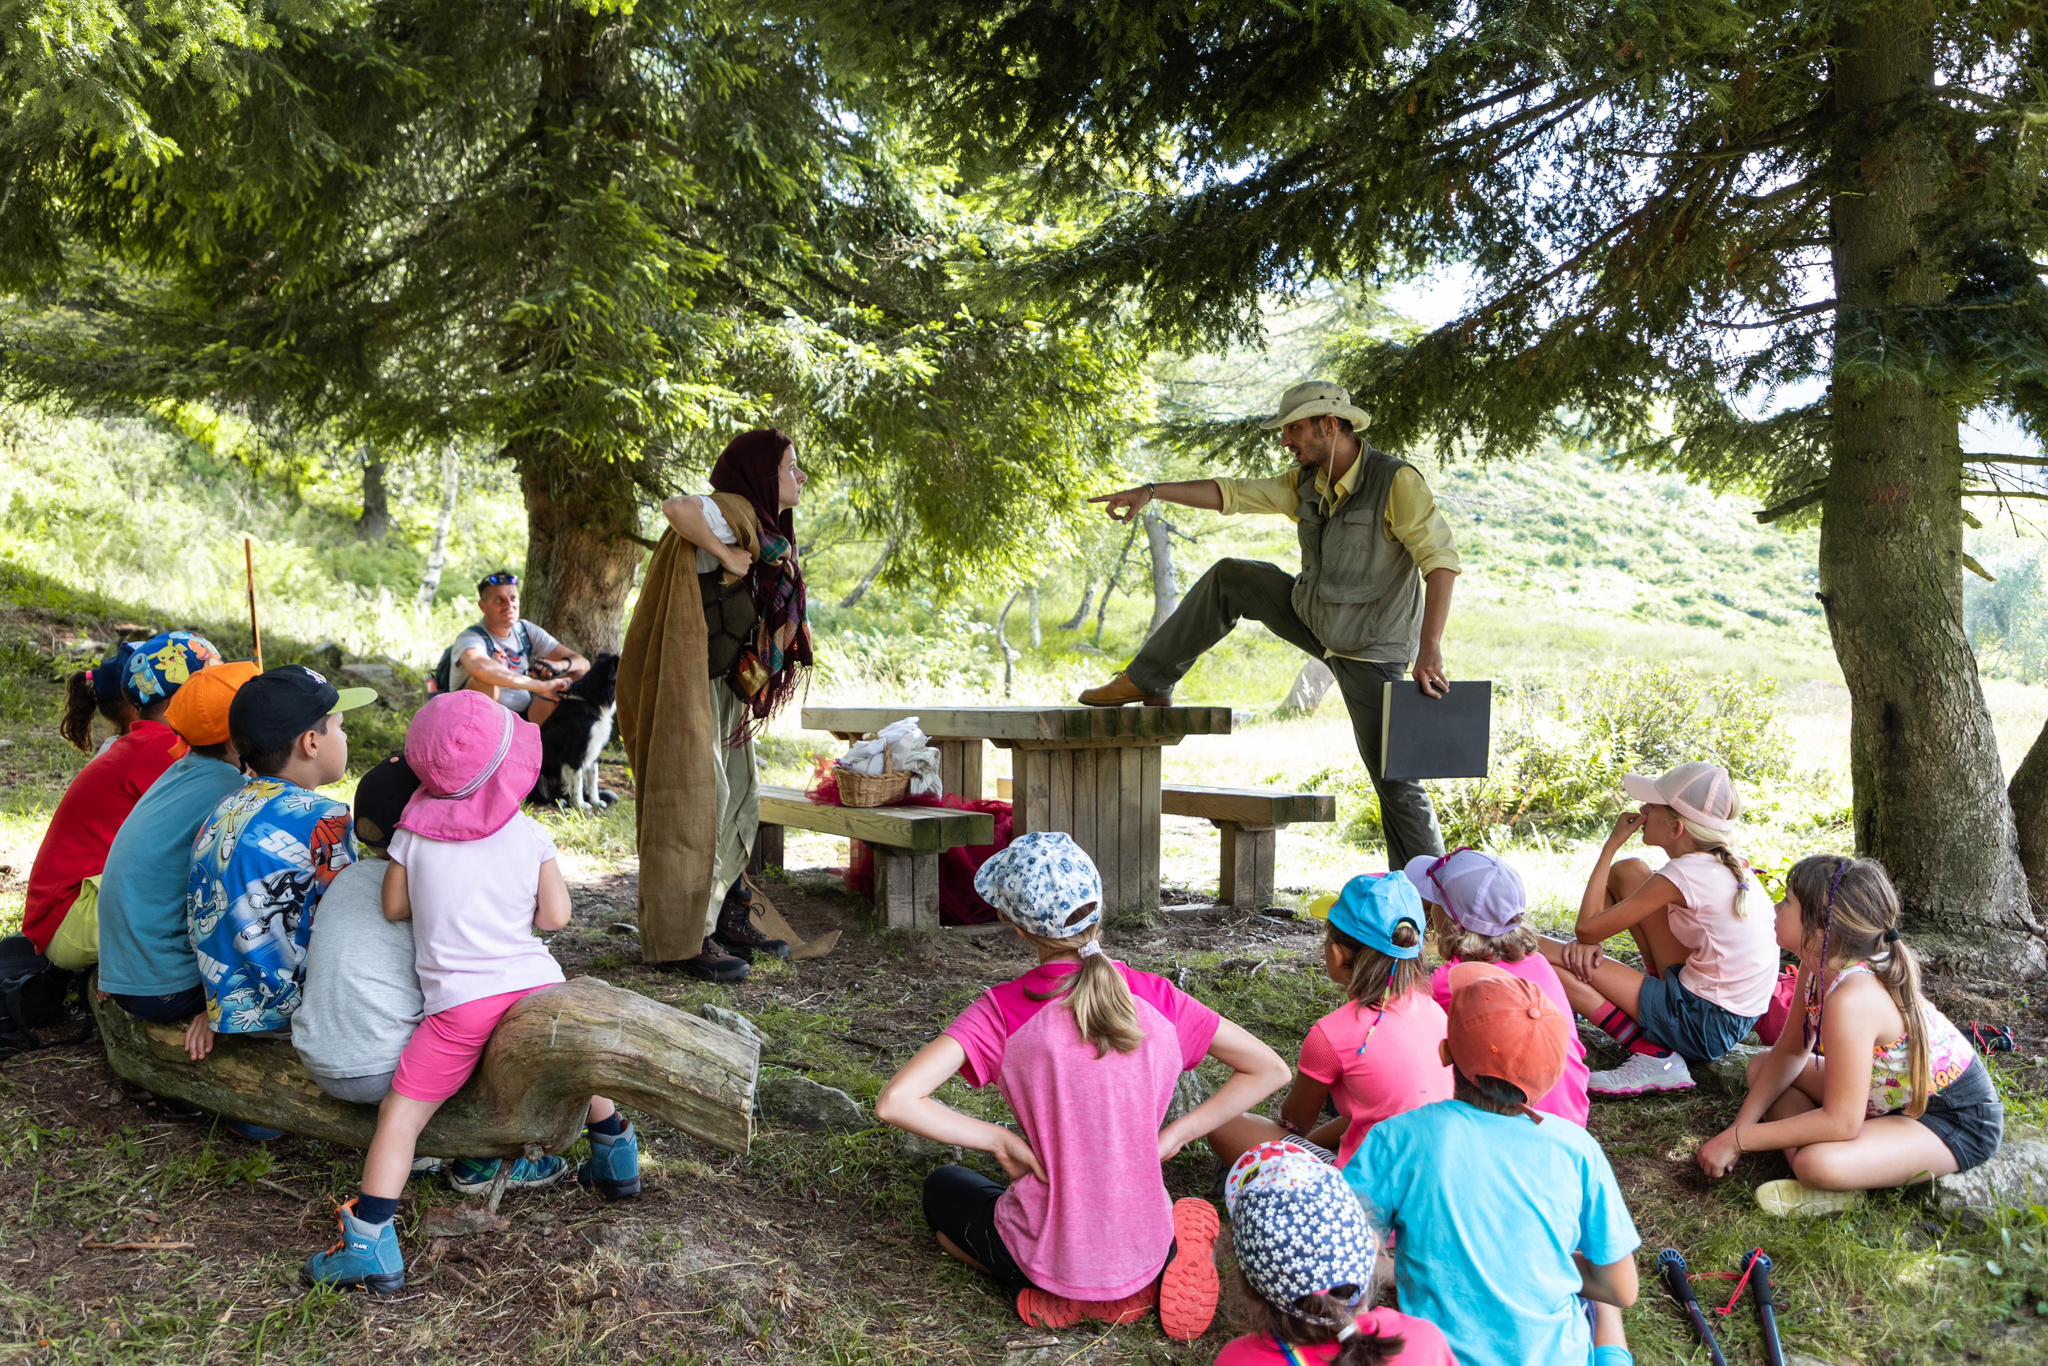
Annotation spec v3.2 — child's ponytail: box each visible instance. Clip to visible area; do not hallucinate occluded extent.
[1874,932,1934,1120]
[1024,927,1142,1057]
[61,669,104,753]
[1331,920,1426,1008]
[1238,1277,1403,1366]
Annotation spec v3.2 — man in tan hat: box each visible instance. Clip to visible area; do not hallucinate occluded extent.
[1079,379,1456,870]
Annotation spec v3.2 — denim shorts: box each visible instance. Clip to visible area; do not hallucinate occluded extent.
[1635,966,1760,1064]
[1906,1058,2004,1173]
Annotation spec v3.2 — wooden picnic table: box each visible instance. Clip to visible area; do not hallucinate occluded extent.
[801,705,1232,913]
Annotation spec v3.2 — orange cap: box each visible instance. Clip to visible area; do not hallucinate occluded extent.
[1444,961,1571,1104]
[164,661,261,746]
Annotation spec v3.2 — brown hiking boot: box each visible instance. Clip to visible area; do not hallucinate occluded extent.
[1076,671,1172,707]
[660,944,751,983]
[711,881,790,963]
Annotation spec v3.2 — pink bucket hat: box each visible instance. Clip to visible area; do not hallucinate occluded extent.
[398,691,541,841]
[1622,761,1739,834]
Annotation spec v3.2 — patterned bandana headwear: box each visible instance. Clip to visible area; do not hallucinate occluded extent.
[1231,1153,1379,1313]
[710,428,811,740]
[972,832,1103,939]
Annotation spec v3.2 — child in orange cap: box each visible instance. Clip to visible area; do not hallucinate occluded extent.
[97,659,259,1047]
[1344,963,1641,1366]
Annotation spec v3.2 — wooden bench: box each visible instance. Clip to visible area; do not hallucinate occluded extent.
[1161,784,1336,910]
[751,786,995,931]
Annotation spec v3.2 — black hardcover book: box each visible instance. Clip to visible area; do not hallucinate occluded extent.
[1380,679,1493,780]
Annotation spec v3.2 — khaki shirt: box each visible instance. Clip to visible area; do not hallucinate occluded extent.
[1216,462,1461,577]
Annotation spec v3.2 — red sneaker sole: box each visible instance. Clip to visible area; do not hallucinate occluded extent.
[1159,1198,1221,1341]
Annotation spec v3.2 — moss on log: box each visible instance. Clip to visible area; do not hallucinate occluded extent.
[92,976,756,1157]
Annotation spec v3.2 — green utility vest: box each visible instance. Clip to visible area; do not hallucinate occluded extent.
[1290,448,1424,664]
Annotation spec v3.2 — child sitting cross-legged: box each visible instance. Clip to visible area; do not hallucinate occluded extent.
[875,832,1291,1342]
[1205,872,1450,1172]
[1696,855,2004,1217]
[1215,1143,1454,1364]
[1410,848,1590,1126]
[305,691,640,1294]
[1345,963,1640,1366]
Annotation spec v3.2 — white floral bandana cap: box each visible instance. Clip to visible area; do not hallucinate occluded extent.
[972,831,1103,939]
[1222,1138,1327,1219]
[1232,1157,1379,1312]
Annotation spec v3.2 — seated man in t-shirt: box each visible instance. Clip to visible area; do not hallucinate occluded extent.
[448,571,589,725]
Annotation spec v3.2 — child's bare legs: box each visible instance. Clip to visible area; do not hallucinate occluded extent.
[362,1094,443,1200]
[1205,1113,1346,1168]
[589,1095,617,1126]
[1751,1055,1958,1190]
[936,1232,993,1275]
[1593,1301,1627,1348]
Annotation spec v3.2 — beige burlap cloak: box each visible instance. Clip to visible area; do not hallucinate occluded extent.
[616,495,759,964]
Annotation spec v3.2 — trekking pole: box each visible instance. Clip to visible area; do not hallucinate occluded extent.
[1748,1251,1787,1366]
[244,538,264,670]
[1658,1249,1729,1366]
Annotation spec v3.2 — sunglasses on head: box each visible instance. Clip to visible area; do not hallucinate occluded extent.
[1423,846,1482,922]
[481,572,520,588]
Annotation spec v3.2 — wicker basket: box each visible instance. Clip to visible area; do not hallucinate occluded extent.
[836,750,911,808]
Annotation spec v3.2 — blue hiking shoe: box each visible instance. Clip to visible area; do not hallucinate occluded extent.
[225,1119,285,1142]
[577,1123,641,1202]
[444,1154,570,1196]
[304,1200,405,1295]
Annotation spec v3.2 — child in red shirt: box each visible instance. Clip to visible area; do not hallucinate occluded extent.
[22,632,219,954]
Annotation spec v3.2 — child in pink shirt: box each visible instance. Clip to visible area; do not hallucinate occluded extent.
[1216,1144,1456,1365]
[1207,872,1451,1171]
[306,692,642,1294]
[875,832,1289,1342]
[1407,849,1591,1127]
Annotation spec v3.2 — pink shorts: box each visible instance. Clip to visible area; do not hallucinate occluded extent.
[391,985,559,1103]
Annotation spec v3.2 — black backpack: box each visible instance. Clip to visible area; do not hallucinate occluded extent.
[0,934,77,1057]
[432,621,532,694]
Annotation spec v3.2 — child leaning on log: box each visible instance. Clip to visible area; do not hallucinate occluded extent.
[875,833,1291,1343]
[306,691,640,1295]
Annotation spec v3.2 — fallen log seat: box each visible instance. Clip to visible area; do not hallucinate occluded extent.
[1161,783,1336,910]
[92,975,757,1158]
[749,786,995,931]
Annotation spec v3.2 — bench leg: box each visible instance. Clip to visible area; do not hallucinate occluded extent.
[1215,822,1278,910]
[748,823,785,879]
[872,848,940,931]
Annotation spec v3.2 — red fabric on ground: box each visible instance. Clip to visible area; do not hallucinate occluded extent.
[807,765,1013,926]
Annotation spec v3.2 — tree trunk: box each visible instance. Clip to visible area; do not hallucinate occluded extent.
[1029,587,1041,647]
[91,977,756,1158]
[1280,659,1337,716]
[357,448,391,541]
[516,440,644,653]
[1821,6,2035,966]
[416,442,460,607]
[1093,522,1140,646]
[839,527,902,609]
[997,590,1021,697]
[2010,721,2048,907]
[1061,579,1094,631]
[1144,505,1179,637]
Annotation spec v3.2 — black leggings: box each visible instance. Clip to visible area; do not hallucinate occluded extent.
[922,1165,1035,1292]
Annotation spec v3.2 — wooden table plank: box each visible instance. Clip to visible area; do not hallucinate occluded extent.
[1160,785,1337,827]
[756,787,993,853]
[803,704,1231,743]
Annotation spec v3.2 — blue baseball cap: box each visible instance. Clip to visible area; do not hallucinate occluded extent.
[1325,872,1424,959]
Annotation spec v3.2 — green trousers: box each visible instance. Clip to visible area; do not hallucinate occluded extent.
[1128,557,1447,872]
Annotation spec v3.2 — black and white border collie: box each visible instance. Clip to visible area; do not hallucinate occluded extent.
[530,652,620,811]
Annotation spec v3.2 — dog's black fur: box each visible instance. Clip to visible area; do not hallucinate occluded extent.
[530,652,620,810]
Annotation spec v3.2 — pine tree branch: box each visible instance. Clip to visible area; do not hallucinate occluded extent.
[1755,484,1826,523]
[1964,453,2048,467]
[1963,489,2048,501]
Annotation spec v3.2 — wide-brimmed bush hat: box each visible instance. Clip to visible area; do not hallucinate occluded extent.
[1622,761,1739,834]
[399,690,540,841]
[1259,379,1373,432]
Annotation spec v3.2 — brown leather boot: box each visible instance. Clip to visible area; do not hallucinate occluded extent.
[1077,671,1172,707]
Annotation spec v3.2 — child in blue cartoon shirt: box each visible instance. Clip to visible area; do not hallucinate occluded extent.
[187,666,374,1039]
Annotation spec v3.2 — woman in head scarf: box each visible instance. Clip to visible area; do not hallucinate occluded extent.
[619,430,810,982]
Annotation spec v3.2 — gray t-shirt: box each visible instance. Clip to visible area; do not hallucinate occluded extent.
[290,860,423,1081]
[450,618,563,714]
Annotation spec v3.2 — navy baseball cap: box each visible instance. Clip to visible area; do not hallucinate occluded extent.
[228,664,376,755]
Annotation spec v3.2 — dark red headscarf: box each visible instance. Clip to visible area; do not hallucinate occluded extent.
[710,429,811,736]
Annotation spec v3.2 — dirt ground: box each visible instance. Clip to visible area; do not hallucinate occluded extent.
[4,862,2048,1365]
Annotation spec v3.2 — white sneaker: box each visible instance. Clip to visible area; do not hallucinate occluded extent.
[1587,1050,1695,1098]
